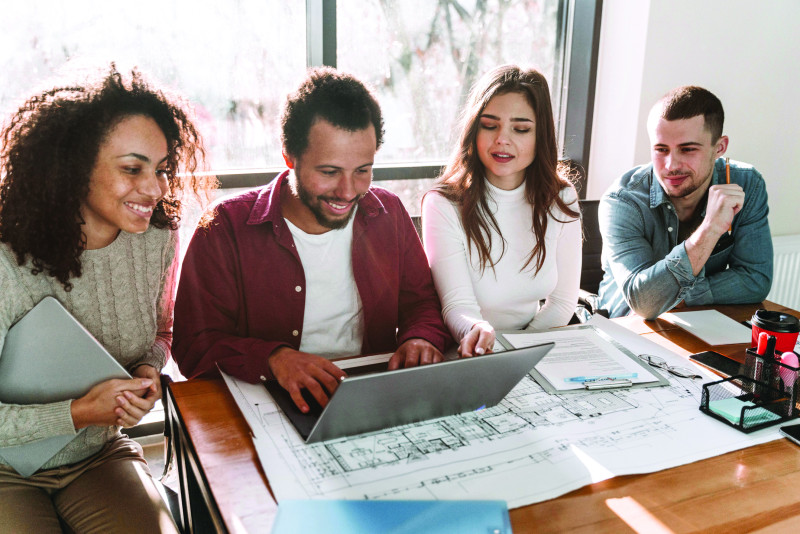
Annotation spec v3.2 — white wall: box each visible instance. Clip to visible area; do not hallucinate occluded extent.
[588,0,800,237]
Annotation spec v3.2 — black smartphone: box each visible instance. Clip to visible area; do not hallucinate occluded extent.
[780,424,800,446]
[689,350,742,377]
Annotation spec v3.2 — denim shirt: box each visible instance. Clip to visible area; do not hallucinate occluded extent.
[598,158,772,319]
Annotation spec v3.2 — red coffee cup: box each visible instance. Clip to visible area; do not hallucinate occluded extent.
[750,309,800,354]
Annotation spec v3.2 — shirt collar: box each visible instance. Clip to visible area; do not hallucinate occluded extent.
[648,166,669,209]
[247,169,289,227]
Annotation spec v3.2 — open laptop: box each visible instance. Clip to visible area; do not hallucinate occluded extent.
[0,296,131,476]
[265,342,553,443]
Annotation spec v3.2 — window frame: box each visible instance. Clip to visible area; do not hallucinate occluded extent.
[215,0,602,196]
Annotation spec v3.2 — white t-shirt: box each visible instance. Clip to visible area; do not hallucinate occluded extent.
[285,213,364,358]
[422,180,581,341]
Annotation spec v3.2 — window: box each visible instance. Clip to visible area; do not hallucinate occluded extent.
[337,0,563,164]
[0,0,600,211]
[0,1,305,170]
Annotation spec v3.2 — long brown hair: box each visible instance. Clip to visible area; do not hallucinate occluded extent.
[432,64,578,274]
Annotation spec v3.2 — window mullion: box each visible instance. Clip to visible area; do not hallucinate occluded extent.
[306,0,337,67]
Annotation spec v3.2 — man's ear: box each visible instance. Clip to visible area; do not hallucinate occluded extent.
[282,151,295,169]
[715,135,729,157]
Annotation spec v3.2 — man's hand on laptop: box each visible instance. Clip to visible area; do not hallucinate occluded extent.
[268,347,347,413]
[388,338,443,371]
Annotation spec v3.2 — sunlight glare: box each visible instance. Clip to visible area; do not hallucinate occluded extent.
[606,496,674,534]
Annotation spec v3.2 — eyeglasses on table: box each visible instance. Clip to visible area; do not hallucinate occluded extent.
[638,354,702,379]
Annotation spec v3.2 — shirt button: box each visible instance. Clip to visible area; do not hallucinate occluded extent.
[259,375,267,381]
[295,285,302,292]
[292,330,299,336]
[668,227,673,232]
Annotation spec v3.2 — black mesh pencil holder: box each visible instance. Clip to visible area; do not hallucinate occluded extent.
[700,375,796,433]
[741,348,800,413]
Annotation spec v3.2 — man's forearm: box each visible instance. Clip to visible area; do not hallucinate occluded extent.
[684,224,723,276]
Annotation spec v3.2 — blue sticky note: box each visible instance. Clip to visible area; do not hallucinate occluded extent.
[271,500,512,534]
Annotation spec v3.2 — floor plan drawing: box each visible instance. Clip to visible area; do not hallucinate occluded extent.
[223,318,782,508]
[226,368,780,508]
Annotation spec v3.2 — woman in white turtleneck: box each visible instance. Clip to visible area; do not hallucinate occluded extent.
[422,64,581,357]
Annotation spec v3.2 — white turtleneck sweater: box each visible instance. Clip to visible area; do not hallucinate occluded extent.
[422,180,581,342]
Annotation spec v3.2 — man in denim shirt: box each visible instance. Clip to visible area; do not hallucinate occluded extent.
[598,86,772,318]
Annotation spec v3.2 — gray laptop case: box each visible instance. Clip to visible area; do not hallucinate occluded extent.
[0,297,131,476]
[267,342,553,443]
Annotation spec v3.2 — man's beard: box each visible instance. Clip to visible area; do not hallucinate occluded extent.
[661,168,712,199]
[294,179,361,230]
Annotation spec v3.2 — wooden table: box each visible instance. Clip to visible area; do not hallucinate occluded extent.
[166,302,800,533]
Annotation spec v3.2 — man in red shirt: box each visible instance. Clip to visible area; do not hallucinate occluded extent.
[174,68,451,412]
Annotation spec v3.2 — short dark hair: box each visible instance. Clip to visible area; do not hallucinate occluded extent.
[280,67,384,158]
[659,85,725,141]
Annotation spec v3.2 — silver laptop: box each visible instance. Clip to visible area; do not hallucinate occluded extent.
[0,296,131,476]
[265,342,553,443]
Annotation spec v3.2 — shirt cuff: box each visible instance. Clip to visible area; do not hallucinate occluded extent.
[218,340,287,383]
[131,342,169,373]
[665,243,696,285]
[665,243,713,305]
[683,279,714,306]
[54,400,81,438]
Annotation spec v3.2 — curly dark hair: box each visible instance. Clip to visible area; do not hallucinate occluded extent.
[280,66,384,158]
[0,63,214,289]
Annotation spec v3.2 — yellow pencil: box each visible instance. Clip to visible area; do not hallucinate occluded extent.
[726,157,731,233]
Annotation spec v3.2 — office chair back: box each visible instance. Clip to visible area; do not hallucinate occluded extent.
[579,199,604,295]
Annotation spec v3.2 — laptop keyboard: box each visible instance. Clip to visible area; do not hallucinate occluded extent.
[300,389,324,417]
[344,361,388,377]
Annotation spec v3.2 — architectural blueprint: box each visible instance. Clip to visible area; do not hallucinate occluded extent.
[223,317,784,508]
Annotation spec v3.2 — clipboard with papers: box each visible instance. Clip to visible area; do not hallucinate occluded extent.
[496,325,669,394]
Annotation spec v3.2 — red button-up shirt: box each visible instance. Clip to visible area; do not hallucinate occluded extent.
[173,171,451,383]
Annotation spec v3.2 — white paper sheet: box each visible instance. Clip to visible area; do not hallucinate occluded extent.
[220,315,783,509]
[503,328,662,390]
[663,310,752,345]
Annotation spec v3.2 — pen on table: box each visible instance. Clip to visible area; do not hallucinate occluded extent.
[726,157,732,234]
[566,373,638,383]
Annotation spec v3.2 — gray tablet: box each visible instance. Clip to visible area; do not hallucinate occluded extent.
[0,296,131,476]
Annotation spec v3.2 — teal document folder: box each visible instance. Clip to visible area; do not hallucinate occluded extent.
[271,500,512,534]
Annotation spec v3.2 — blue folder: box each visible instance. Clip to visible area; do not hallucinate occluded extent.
[271,500,512,533]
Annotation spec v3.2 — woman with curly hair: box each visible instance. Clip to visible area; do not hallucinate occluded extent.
[0,64,213,532]
[422,65,581,357]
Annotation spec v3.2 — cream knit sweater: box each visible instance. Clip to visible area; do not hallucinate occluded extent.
[0,226,177,471]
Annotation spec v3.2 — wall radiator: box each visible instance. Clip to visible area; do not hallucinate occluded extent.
[767,234,800,310]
